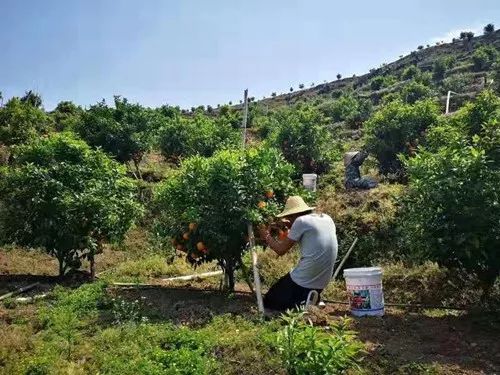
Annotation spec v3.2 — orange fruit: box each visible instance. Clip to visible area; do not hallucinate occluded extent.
[176,244,184,251]
[278,229,289,241]
[183,232,190,240]
[257,201,266,209]
[265,190,274,199]
[196,241,206,251]
[189,222,197,231]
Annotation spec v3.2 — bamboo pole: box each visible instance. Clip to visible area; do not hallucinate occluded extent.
[332,237,358,281]
[161,270,223,282]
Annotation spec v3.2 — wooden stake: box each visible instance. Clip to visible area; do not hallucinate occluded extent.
[248,223,264,315]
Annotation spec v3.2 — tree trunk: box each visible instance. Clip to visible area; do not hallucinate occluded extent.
[89,252,95,280]
[58,257,66,278]
[133,157,142,180]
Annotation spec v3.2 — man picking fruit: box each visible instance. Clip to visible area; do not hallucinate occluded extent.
[258,196,338,311]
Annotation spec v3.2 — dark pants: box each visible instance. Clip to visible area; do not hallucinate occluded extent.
[263,273,322,311]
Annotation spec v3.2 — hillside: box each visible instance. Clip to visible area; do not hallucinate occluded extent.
[244,29,500,112]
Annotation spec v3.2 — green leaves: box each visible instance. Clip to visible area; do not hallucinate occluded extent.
[0,97,53,146]
[0,134,142,275]
[153,146,295,286]
[364,98,439,175]
[402,90,500,293]
[158,112,239,162]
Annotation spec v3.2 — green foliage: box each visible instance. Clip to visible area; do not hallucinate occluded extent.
[0,134,142,275]
[401,65,421,80]
[317,93,372,128]
[442,73,475,93]
[0,97,53,146]
[432,56,454,81]
[277,310,363,375]
[110,296,149,325]
[402,90,500,296]
[76,96,162,175]
[263,104,338,175]
[20,90,43,108]
[154,146,295,290]
[370,75,397,90]
[472,45,498,71]
[158,112,239,162]
[364,99,439,174]
[401,80,434,104]
[51,101,83,131]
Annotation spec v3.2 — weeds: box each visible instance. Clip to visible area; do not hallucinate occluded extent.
[277,310,364,375]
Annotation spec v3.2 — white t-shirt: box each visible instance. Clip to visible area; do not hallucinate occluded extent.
[288,213,338,289]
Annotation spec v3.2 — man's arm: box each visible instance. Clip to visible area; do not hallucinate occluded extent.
[258,226,296,256]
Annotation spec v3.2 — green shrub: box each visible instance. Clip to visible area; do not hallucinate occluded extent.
[442,73,475,93]
[51,101,83,132]
[76,96,163,177]
[0,134,142,276]
[317,94,372,128]
[432,57,454,81]
[401,65,420,80]
[370,75,397,90]
[0,97,53,146]
[158,112,239,162]
[265,104,338,175]
[277,310,363,375]
[364,99,439,175]
[401,81,434,104]
[402,90,500,297]
[472,45,498,71]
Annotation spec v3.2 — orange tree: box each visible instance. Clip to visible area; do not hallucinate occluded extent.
[153,146,296,290]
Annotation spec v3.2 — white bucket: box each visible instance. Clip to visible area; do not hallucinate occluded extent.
[302,173,317,192]
[343,267,384,317]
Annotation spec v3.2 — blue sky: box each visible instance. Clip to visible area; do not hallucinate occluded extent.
[1,0,498,110]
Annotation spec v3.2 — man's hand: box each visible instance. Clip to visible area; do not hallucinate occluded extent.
[257,224,269,241]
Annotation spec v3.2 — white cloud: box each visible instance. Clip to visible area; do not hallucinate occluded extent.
[428,24,484,44]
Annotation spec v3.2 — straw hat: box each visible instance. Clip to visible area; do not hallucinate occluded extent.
[276,196,315,218]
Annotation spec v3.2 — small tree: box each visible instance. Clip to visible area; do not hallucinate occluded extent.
[76,97,161,178]
[20,90,43,108]
[298,83,305,89]
[432,57,448,81]
[472,45,498,71]
[0,97,52,147]
[266,104,337,175]
[402,91,500,298]
[483,23,495,35]
[336,74,342,80]
[364,99,439,175]
[154,147,296,290]
[417,45,424,50]
[271,92,277,97]
[51,101,84,131]
[401,81,433,104]
[0,134,142,277]
[290,87,294,92]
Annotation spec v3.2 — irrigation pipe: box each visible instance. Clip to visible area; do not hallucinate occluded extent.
[0,282,39,301]
[322,299,469,311]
